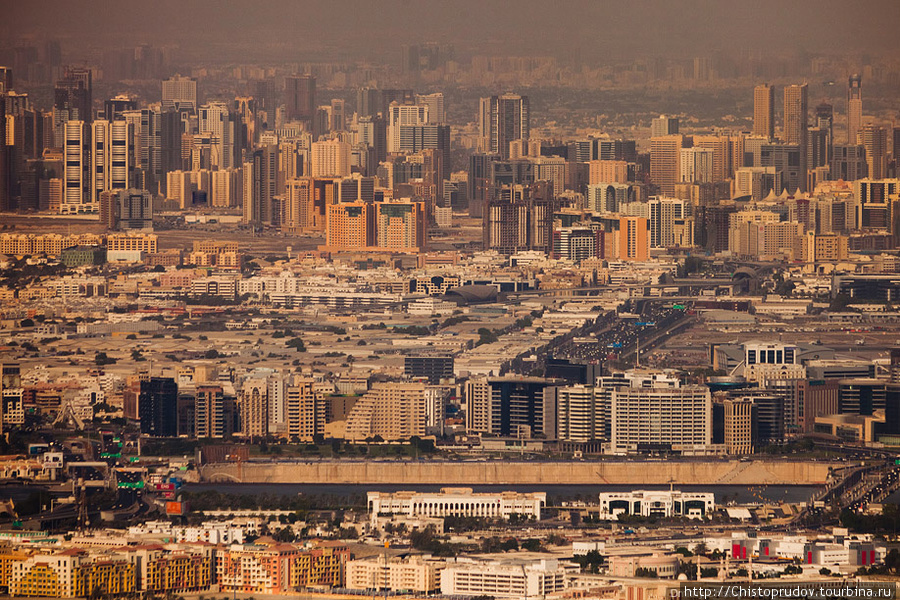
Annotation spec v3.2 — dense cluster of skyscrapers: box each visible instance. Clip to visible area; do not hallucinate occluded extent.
[2,57,899,265]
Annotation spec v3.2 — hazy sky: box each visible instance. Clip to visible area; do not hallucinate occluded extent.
[6,0,900,62]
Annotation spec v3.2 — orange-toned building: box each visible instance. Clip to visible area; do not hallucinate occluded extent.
[324,202,375,251]
[618,216,649,261]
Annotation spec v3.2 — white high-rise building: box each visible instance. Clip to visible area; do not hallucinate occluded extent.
[441,558,570,599]
[90,119,134,204]
[387,103,428,153]
[62,120,92,214]
[611,386,711,452]
[556,385,603,443]
[199,102,234,170]
[162,74,198,113]
[415,92,445,124]
[679,147,715,183]
[648,196,690,248]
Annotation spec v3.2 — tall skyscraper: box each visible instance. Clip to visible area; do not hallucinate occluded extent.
[468,153,500,218]
[812,103,834,168]
[848,74,862,145]
[138,378,178,437]
[783,84,809,192]
[387,103,428,153]
[483,182,552,254]
[831,144,867,182]
[330,98,345,132]
[357,86,381,119]
[753,84,775,139]
[104,95,138,121]
[648,197,690,248]
[54,67,92,123]
[198,102,236,169]
[311,138,351,177]
[326,201,375,250]
[415,92,445,124]
[244,144,278,224]
[90,119,134,203]
[861,124,888,180]
[0,67,12,93]
[679,147,715,183]
[374,200,427,251]
[651,115,679,138]
[284,74,316,127]
[618,216,650,261]
[53,67,92,146]
[161,74,197,113]
[479,94,529,159]
[0,97,7,212]
[281,177,314,233]
[195,385,232,438]
[650,134,686,196]
[62,120,91,214]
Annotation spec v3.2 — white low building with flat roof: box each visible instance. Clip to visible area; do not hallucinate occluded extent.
[597,490,714,520]
[440,557,575,598]
[367,487,545,524]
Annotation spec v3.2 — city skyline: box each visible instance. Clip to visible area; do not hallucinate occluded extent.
[3,3,900,598]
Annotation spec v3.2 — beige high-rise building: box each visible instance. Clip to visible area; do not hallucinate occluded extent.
[722,397,754,455]
[650,134,686,196]
[240,378,268,437]
[285,376,325,441]
[210,168,242,208]
[311,138,351,177]
[345,382,427,441]
[693,134,734,182]
[374,199,427,251]
[281,177,314,234]
[167,170,193,209]
[783,84,808,145]
[589,159,629,184]
[753,84,775,139]
[848,74,862,144]
[860,124,888,180]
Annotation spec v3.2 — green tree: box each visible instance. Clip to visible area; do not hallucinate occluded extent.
[95,352,116,366]
[477,328,499,345]
[286,337,306,352]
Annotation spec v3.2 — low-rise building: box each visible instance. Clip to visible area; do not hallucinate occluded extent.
[597,490,715,520]
[367,488,546,524]
[440,557,574,599]
[346,554,443,592]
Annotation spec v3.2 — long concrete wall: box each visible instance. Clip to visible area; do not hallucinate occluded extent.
[198,460,835,486]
